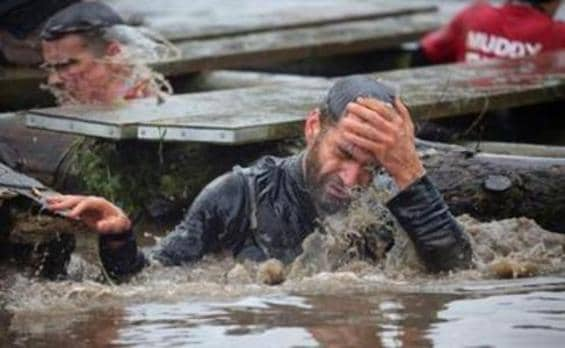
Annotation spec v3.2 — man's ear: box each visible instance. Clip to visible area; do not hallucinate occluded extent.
[305,108,322,145]
[105,41,122,57]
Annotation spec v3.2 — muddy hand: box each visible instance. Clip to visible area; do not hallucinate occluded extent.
[47,195,131,234]
[341,97,424,190]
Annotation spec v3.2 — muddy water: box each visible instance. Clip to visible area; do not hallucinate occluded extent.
[2,271,565,347]
[2,213,565,347]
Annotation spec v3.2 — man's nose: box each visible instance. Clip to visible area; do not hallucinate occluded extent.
[47,71,63,86]
[340,162,365,188]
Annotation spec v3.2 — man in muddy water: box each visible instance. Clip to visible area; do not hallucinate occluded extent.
[39,1,172,105]
[47,76,473,279]
[1,2,170,171]
[1,1,174,170]
[0,2,172,279]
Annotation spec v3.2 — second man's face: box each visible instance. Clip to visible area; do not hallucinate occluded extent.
[41,34,116,104]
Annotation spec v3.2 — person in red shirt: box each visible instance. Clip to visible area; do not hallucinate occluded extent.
[416,0,564,65]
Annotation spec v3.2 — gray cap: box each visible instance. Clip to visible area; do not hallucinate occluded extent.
[0,0,79,39]
[41,2,124,41]
[325,76,396,122]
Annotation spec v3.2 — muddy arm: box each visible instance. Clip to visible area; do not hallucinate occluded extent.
[99,172,251,278]
[386,175,472,272]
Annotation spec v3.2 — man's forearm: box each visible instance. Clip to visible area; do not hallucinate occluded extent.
[386,175,472,272]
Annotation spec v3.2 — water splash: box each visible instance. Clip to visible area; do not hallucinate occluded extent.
[40,24,178,106]
[3,186,565,314]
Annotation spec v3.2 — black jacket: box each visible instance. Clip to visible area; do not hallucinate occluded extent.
[99,153,472,278]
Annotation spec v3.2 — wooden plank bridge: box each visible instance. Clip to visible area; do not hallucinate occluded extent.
[0,0,440,108]
[24,50,565,144]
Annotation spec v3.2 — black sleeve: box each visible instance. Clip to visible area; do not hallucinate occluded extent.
[98,231,146,280]
[386,175,472,273]
[150,172,250,266]
[99,171,251,278]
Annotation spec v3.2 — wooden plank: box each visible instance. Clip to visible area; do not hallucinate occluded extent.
[155,13,439,75]
[184,71,329,92]
[375,51,565,120]
[24,85,325,142]
[105,0,436,41]
[0,12,439,108]
[25,50,565,144]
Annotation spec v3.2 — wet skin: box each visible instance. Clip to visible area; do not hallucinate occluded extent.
[303,97,424,214]
[41,33,127,104]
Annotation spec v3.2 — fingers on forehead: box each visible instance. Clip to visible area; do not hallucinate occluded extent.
[336,136,376,166]
[346,101,396,124]
[359,97,393,110]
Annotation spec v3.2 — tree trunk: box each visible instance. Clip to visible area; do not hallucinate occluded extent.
[417,140,565,233]
[2,125,564,233]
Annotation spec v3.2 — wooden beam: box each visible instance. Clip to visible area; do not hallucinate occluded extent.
[24,50,565,144]
[155,13,439,76]
[106,0,436,41]
[184,70,329,92]
[24,84,323,142]
[0,12,439,108]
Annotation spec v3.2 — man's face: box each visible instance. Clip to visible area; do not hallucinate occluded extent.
[41,34,116,104]
[305,117,376,215]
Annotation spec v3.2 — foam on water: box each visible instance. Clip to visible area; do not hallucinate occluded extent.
[2,178,565,314]
[3,214,564,315]
[41,24,178,106]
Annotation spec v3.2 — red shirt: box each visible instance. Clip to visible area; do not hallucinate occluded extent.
[421,1,565,63]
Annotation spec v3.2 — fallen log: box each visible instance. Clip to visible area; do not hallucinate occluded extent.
[0,113,79,188]
[417,140,565,233]
[462,141,565,158]
[0,162,78,279]
[2,126,564,233]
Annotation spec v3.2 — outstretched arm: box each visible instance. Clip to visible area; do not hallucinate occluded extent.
[47,195,145,278]
[47,172,251,279]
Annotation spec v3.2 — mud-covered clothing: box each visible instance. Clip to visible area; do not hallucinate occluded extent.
[99,153,472,278]
[421,2,565,63]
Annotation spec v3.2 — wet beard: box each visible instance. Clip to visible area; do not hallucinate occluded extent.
[304,145,351,217]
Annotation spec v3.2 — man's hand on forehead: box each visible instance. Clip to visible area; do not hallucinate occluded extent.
[338,96,424,190]
[334,134,379,168]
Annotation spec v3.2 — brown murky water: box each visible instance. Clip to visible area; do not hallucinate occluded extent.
[2,270,565,348]
[2,212,565,347]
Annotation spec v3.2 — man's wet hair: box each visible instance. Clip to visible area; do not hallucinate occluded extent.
[40,2,178,61]
[0,0,79,39]
[40,2,124,41]
[318,76,397,127]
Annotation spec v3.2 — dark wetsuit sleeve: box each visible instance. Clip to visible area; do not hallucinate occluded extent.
[386,175,472,272]
[99,172,251,277]
[151,172,250,265]
[99,231,146,279]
